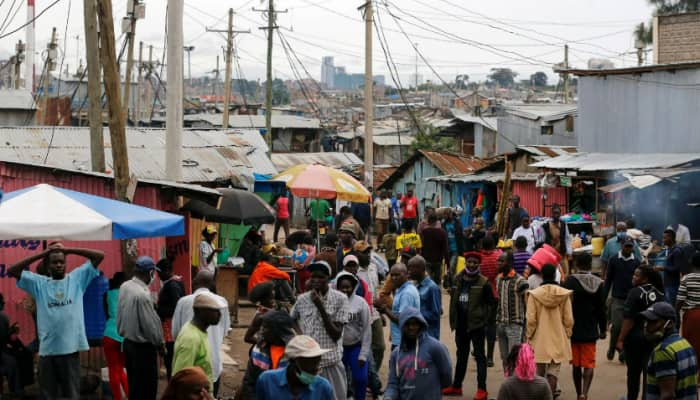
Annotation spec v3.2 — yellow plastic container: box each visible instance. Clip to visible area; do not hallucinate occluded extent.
[455,256,466,275]
[592,237,604,256]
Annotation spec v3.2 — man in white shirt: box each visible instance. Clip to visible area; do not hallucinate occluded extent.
[512,215,543,254]
[374,191,393,249]
[172,271,230,397]
[667,223,691,245]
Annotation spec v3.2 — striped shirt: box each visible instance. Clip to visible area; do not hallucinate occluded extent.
[513,250,532,276]
[495,272,529,325]
[677,273,700,310]
[646,333,698,400]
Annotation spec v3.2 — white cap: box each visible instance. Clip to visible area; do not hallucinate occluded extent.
[284,335,330,359]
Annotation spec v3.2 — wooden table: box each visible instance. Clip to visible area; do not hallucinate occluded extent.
[216,266,249,324]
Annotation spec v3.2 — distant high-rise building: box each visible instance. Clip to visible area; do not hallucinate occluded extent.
[321,56,335,89]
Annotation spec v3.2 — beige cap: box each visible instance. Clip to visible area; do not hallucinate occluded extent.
[284,335,330,359]
[193,293,222,309]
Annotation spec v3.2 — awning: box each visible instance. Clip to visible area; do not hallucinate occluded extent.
[598,168,700,193]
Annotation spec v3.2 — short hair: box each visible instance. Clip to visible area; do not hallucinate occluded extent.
[249,281,275,304]
[428,214,437,224]
[642,226,652,235]
[575,253,592,271]
[551,204,561,212]
[503,251,514,266]
[156,258,173,273]
[389,223,398,234]
[324,233,338,247]
[402,220,414,231]
[514,236,528,250]
[626,219,636,229]
[692,252,700,269]
[482,236,495,250]
[664,229,676,240]
[542,263,557,281]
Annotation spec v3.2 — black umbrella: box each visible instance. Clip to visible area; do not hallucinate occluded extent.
[182,188,276,225]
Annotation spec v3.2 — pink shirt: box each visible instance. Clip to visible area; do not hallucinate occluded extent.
[276,196,290,219]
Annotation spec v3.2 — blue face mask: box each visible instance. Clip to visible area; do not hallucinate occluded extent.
[296,368,318,386]
[617,232,627,241]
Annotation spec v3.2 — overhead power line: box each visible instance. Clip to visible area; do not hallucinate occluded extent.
[0,0,64,40]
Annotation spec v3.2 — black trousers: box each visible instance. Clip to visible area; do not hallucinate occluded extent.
[624,340,651,400]
[124,339,159,400]
[454,327,487,390]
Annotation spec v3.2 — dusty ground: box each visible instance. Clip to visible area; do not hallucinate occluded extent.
[219,291,630,400]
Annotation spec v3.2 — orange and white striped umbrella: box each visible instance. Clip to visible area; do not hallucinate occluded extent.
[273,164,370,203]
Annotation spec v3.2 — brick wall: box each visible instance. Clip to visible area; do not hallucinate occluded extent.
[654,12,700,64]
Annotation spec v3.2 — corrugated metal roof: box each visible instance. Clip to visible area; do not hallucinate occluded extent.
[531,152,700,171]
[184,113,321,129]
[373,166,398,190]
[563,61,700,77]
[0,90,36,110]
[517,145,578,158]
[372,135,415,146]
[272,152,363,171]
[504,104,577,122]
[0,127,277,186]
[420,150,492,175]
[428,171,540,183]
[450,110,498,131]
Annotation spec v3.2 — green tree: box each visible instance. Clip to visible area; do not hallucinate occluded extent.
[530,71,548,87]
[409,126,457,155]
[271,78,289,105]
[487,68,518,88]
[633,1,700,47]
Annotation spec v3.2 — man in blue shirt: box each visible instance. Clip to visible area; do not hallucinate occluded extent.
[601,222,641,273]
[257,335,334,400]
[376,263,420,349]
[8,242,104,399]
[660,229,685,305]
[407,255,441,339]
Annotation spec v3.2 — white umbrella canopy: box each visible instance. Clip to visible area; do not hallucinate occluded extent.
[0,184,185,240]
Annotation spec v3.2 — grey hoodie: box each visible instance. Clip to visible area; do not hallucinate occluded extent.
[385,307,452,400]
[336,271,372,362]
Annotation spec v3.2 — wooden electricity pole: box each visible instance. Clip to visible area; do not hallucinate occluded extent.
[84,0,105,172]
[362,0,374,189]
[42,28,57,125]
[255,1,286,151]
[135,40,143,125]
[96,0,130,201]
[123,0,139,125]
[207,9,249,129]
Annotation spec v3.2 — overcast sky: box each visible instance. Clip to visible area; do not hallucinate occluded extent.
[0,0,655,85]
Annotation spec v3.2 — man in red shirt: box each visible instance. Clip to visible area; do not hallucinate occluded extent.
[273,193,290,243]
[400,189,419,230]
[478,236,502,368]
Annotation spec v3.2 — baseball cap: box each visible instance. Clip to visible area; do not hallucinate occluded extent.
[640,302,676,322]
[134,256,160,272]
[353,240,372,253]
[338,220,359,237]
[205,224,217,234]
[285,335,330,359]
[308,261,332,276]
[343,254,359,267]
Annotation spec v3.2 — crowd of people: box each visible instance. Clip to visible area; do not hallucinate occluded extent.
[1,189,699,400]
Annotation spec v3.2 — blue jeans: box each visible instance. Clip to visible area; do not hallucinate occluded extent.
[343,343,368,400]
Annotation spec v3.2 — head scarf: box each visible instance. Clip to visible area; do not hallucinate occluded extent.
[161,367,210,400]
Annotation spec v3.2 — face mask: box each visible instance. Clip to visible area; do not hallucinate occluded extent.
[617,232,627,240]
[644,320,670,344]
[296,367,318,386]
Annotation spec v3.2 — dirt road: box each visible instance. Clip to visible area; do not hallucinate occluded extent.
[220,291,629,400]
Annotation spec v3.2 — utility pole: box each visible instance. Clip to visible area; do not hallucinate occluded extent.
[211,55,219,96]
[166,0,184,181]
[74,35,81,73]
[135,41,143,125]
[254,1,286,151]
[146,44,153,121]
[183,45,194,90]
[414,42,418,93]
[123,0,142,125]
[207,9,249,129]
[361,1,373,189]
[84,0,105,172]
[96,0,130,201]
[563,44,569,104]
[13,41,25,89]
[43,28,57,125]
[25,0,35,91]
